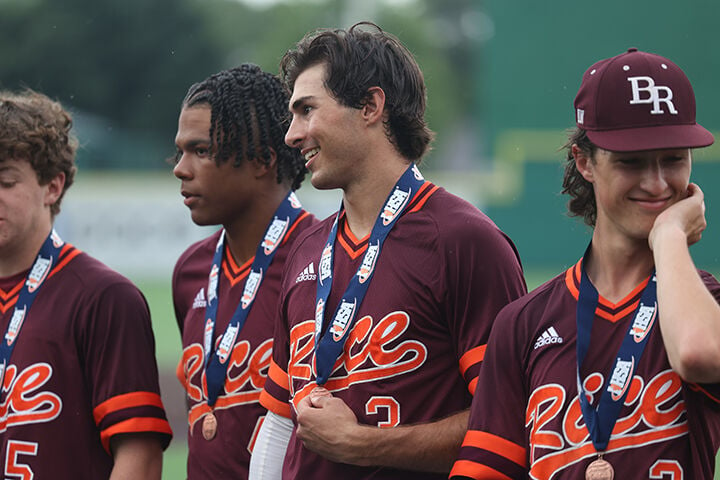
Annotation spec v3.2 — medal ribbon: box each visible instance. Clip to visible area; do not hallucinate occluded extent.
[204,191,302,407]
[0,229,65,389]
[313,164,424,385]
[576,243,658,452]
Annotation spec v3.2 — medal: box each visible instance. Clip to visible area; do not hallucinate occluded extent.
[576,244,658,476]
[203,192,302,408]
[202,412,218,441]
[313,164,425,385]
[585,457,614,480]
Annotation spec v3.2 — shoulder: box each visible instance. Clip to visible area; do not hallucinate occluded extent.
[282,210,320,249]
[496,272,567,328]
[56,250,146,303]
[285,214,333,256]
[417,186,513,239]
[699,269,720,287]
[698,269,720,301]
[413,186,522,265]
[173,230,221,275]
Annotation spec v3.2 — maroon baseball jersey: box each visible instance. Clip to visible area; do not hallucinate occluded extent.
[0,243,172,479]
[451,259,720,480]
[260,183,527,479]
[173,211,316,479]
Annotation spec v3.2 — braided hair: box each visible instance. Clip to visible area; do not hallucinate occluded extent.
[182,64,306,190]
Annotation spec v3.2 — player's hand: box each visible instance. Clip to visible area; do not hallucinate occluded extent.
[649,182,706,250]
[295,387,367,465]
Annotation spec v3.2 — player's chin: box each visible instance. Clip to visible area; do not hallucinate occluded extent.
[309,172,339,191]
[189,210,217,227]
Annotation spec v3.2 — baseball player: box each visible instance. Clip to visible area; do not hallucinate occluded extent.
[450,48,720,480]
[172,64,316,478]
[249,23,527,479]
[0,90,172,478]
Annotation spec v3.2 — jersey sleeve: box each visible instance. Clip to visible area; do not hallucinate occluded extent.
[172,253,189,335]
[79,279,172,452]
[259,284,293,419]
[443,216,527,394]
[693,270,720,400]
[450,303,530,479]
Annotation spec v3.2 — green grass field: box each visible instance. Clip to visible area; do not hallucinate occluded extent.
[137,269,720,479]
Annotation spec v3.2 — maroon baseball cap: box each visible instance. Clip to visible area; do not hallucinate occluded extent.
[574,48,713,152]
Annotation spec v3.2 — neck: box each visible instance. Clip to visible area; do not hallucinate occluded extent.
[585,230,654,303]
[223,186,291,265]
[342,158,410,240]
[0,223,53,278]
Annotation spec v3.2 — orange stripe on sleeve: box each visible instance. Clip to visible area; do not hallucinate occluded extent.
[259,390,292,418]
[93,391,165,424]
[100,417,173,453]
[267,359,289,391]
[467,377,478,396]
[449,460,514,480]
[462,431,526,467]
[459,345,487,376]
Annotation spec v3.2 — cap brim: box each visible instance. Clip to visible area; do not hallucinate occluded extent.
[586,124,714,152]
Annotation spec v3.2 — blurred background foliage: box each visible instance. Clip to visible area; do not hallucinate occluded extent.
[0,0,480,172]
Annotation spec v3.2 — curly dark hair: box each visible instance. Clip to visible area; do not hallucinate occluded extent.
[0,89,77,216]
[182,63,306,190]
[562,128,599,226]
[280,22,434,162]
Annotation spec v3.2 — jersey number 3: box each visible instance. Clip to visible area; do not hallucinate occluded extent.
[366,396,400,427]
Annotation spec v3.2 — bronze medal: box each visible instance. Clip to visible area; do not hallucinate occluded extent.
[585,458,614,480]
[202,412,218,441]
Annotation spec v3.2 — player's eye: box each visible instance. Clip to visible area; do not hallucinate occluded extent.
[0,176,18,188]
[616,157,642,167]
[663,155,686,164]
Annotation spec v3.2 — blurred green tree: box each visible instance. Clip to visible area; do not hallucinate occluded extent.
[0,0,225,167]
[0,0,475,170]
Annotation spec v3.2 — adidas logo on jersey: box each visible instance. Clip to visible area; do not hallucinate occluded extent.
[534,326,563,350]
[192,288,207,309]
[296,263,317,283]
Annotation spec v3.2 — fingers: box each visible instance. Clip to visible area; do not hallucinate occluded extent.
[310,386,332,407]
[688,183,707,216]
[297,386,333,414]
[687,182,703,199]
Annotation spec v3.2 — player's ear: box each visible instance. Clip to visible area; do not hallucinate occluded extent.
[44,172,65,208]
[250,148,277,179]
[361,87,386,126]
[573,144,595,183]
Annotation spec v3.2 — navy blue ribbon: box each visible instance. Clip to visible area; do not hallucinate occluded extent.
[204,192,302,407]
[313,164,425,385]
[576,244,658,452]
[0,230,65,389]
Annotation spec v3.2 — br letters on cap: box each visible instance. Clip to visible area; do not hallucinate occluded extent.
[574,48,713,151]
